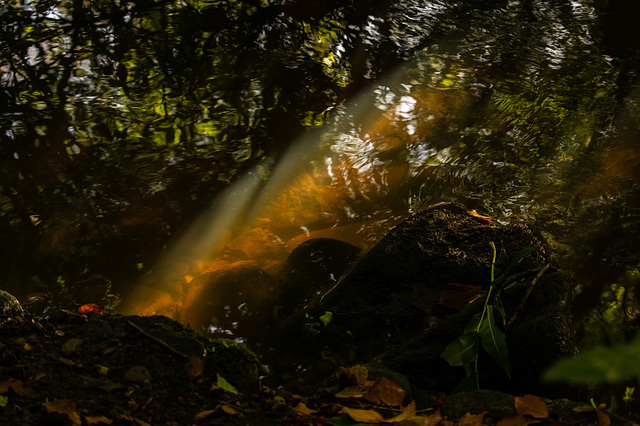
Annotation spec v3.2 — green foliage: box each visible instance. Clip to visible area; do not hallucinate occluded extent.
[543,331,640,384]
[442,242,532,390]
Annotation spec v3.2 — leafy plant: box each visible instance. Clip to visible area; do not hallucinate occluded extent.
[441,242,533,391]
[543,330,640,384]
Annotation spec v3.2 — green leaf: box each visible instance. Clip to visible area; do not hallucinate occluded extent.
[319,311,333,327]
[0,394,7,408]
[464,312,483,334]
[477,306,511,378]
[502,246,534,277]
[441,332,479,367]
[215,374,238,394]
[452,373,480,393]
[543,335,640,384]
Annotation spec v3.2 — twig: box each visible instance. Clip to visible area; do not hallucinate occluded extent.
[505,263,551,329]
[127,320,188,360]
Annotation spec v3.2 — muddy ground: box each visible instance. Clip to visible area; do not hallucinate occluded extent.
[0,311,637,425]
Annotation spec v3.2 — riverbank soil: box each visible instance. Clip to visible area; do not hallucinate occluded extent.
[1,311,637,425]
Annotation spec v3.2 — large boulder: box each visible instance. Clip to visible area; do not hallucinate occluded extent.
[180,265,276,344]
[314,203,574,396]
[277,238,360,312]
[319,203,548,318]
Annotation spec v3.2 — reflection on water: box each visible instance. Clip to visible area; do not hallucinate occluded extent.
[116,1,640,351]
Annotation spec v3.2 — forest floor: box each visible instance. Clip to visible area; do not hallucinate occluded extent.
[0,310,636,426]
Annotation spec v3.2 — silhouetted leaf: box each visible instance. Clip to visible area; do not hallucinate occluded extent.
[442,332,479,367]
[478,306,511,378]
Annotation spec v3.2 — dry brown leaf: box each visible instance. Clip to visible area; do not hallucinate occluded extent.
[85,416,113,425]
[458,411,486,426]
[424,410,444,426]
[339,406,385,423]
[497,415,534,426]
[0,378,25,395]
[184,355,204,379]
[365,377,406,407]
[294,402,317,416]
[194,409,216,422]
[335,385,371,399]
[220,404,238,415]
[42,399,82,426]
[336,365,370,386]
[515,394,549,419]
[386,401,416,423]
[572,405,595,413]
[595,404,610,426]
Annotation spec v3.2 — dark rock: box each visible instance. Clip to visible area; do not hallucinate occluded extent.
[440,390,516,420]
[369,269,576,396]
[278,238,360,311]
[0,289,23,318]
[180,265,277,343]
[319,203,547,317]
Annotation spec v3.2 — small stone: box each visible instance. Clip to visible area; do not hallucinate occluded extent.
[61,338,83,357]
[123,366,152,384]
[0,290,23,318]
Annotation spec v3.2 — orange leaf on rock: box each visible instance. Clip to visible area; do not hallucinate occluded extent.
[339,406,385,423]
[42,399,82,426]
[515,395,548,419]
[497,415,534,426]
[467,209,492,221]
[365,377,405,407]
[294,402,317,416]
[77,304,103,314]
[458,411,486,426]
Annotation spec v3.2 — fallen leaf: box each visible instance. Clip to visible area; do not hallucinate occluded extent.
[85,416,113,425]
[77,304,103,314]
[572,405,595,413]
[0,378,25,395]
[595,403,610,426]
[194,409,216,422]
[210,374,238,394]
[220,404,238,415]
[467,209,492,221]
[336,365,370,386]
[458,411,486,426]
[335,385,371,399]
[365,377,406,407]
[497,415,534,426]
[339,406,385,423]
[184,355,204,379]
[42,399,82,426]
[59,357,81,367]
[385,401,416,423]
[132,418,151,426]
[515,394,549,419]
[424,410,444,426]
[23,343,32,351]
[295,402,317,416]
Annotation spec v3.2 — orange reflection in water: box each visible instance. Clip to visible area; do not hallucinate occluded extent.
[119,83,477,333]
